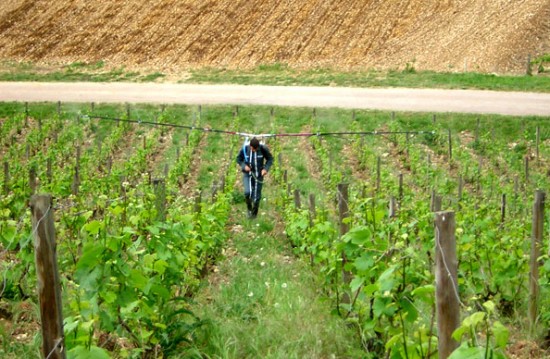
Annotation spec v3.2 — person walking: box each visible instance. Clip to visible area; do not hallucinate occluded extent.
[236,137,274,218]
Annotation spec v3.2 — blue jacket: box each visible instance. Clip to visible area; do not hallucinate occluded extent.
[236,144,274,175]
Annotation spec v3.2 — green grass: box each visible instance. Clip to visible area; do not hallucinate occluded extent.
[0,60,165,82]
[189,208,364,358]
[185,64,550,92]
[1,60,550,92]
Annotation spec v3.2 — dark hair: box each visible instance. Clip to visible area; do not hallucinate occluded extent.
[250,137,260,149]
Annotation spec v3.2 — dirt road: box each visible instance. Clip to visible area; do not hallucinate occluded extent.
[1,82,549,116]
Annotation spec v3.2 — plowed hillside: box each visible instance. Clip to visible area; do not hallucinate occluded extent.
[0,0,549,74]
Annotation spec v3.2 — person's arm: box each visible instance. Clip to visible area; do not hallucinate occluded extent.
[262,145,274,173]
[236,148,246,170]
[237,147,251,172]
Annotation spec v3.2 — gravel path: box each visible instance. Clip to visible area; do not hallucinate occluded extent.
[1,82,549,116]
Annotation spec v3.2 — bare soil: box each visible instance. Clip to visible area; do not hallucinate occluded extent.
[0,0,549,74]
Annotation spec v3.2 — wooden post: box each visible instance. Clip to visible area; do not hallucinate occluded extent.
[294,189,301,210]
[126,103,131,119]
[153,179,166,222]
[71,166,80,196]
[431,190,442,212]
[25,102,29,127]
[30,195,66,359]
[47,158,53,184]
[475,118,480,143]
[337,183,352,305]
[432,114,436,124]
[57,101,62,116]
[308,194,316,227]
[29,167,37,194]
[529,190,546,333]
[435,211,459,358]
[389,196,397,218]
[3,161,9,194]
[219,175,226,193]
[194,191,202,215]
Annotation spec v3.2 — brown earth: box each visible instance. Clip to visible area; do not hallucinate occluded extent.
[0,0,549,75]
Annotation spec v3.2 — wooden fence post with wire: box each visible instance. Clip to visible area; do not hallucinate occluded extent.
[435,210,459,359]
[30,194,66,359]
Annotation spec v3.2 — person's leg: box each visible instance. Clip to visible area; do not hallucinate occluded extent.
[243,174,253,216]
[251,177,263,218]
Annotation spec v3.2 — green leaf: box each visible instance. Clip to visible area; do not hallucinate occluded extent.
[129,269,148,291]
[364,283,379,296]
[400,297,418,323]
[452,325,468,341]
[143,253,156,268]
[350,277,365,293]
[154,259,169,275]
[492,321,509,349]
[68,345,111,359]
[106,236,120,252]
[378,266,397,292]
[354,253,374,272]
[483,300,495,314]
[76,246,104,272]
[150,284,170,300]
[463,312,486,328]
[63,316,79,333]
[0,222,16,246]
[412,285,435,303]
[373,297,396,318]
[343,226,372,245]
[110,205,124,216]
[147,225,161,236]
[448,342,485,359]
[385,333,402,350]
[101,291,117,304]
[83,220,102,235]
